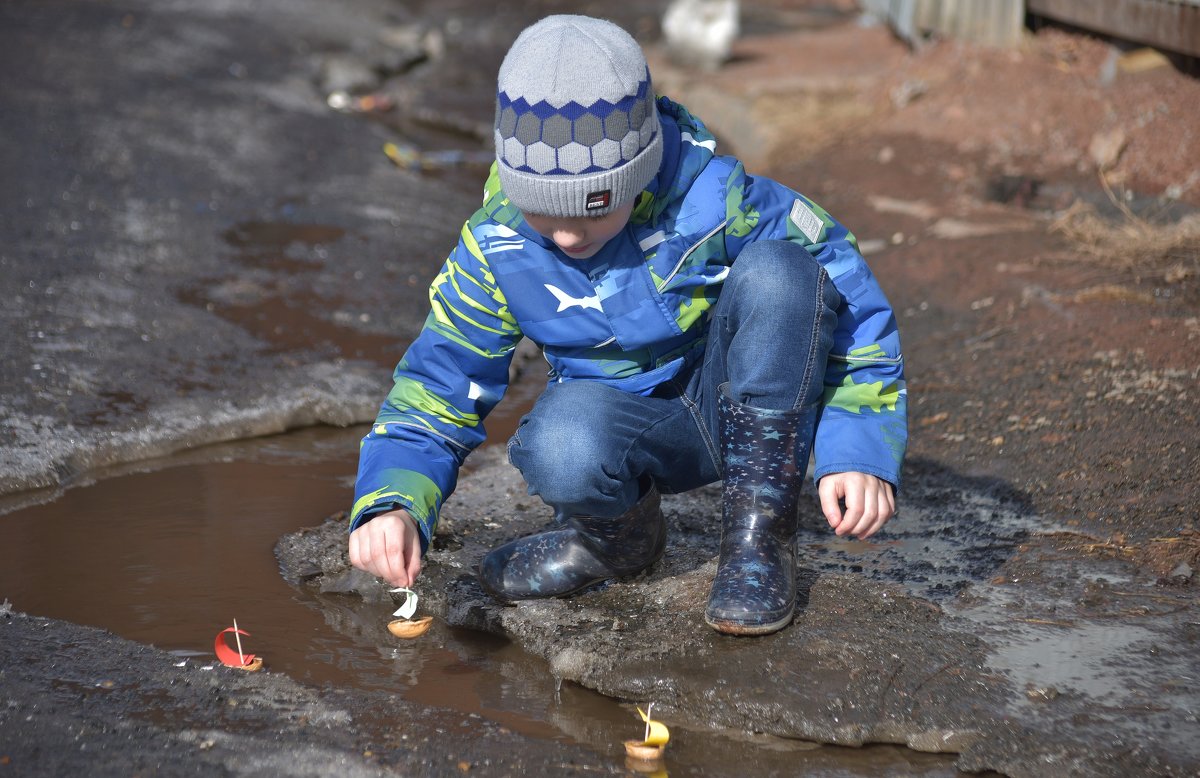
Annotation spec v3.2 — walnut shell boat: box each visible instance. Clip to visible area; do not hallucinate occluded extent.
[623,740,665,761]
[387,616,433,638]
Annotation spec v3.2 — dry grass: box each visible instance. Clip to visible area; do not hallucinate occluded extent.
[1041,529,1200,579]
[1050,176,1200,281]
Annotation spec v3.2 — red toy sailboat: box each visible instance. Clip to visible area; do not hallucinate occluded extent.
[214,619,263,671]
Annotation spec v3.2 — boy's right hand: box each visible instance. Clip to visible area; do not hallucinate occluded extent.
[348,509,422,588]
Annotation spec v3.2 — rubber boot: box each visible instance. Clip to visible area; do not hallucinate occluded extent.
[705,387,817,635]
[479,480,666,602]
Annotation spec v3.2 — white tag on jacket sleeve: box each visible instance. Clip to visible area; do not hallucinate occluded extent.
[789,198,824,244]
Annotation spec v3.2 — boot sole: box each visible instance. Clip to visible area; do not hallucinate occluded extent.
[704,608,795,636]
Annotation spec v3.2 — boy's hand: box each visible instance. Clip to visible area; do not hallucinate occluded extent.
[818,472,895,540]
[348,509,422,588]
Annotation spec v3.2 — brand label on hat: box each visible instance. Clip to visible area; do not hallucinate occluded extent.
[585,190,611,211]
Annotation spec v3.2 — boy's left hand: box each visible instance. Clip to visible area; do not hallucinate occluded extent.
[818,472,895,539]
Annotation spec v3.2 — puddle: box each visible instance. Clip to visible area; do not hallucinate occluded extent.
[0,421,968,776]
[183,287,408,364]
[948,557,1200,746]
[988,619,1158,701]
[222,221,347,256]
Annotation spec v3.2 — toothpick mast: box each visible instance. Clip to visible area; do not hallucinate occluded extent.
[233,618,245,664]
[644,702,652,743]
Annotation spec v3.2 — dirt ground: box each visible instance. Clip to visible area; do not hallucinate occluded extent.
[668,4,1200,564]
[864,25,1200,566]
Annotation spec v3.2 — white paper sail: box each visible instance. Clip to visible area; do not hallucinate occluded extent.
[389,587,418,619]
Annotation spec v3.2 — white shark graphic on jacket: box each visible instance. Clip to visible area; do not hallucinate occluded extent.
[544,283,602,312]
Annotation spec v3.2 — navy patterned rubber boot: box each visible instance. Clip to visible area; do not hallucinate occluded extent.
[705,387,817,635]
[479,480,665,602]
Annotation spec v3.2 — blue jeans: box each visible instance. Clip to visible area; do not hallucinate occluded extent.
[507,240,840,520]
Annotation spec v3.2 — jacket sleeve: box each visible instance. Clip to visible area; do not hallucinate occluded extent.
[350,219,523,551]
[723,162,908,488]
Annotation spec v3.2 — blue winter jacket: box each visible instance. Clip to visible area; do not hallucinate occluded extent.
[352,98,907,552]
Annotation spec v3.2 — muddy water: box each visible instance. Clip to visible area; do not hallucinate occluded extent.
[0,420,967,775]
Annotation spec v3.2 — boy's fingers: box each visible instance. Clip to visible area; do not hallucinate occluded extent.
[854,502,884,539]
[847,501,877,538]
[349,529,367,571]
[818,479,843,527]
[856,485,895,539]
[348,517,421,587]
[405,534,422,584]
[380,524,403,587]
[836,486,864,535]
[819,475,899,539]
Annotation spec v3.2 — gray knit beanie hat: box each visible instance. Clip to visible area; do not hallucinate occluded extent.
[494,15,663,217]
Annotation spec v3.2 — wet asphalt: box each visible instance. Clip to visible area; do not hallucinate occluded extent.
[0,0,484,496]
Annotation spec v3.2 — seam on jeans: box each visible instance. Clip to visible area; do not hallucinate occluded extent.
[613,396,700,492]
[676,382,723,478]
[792,267,827,410]
[505,428,521,466]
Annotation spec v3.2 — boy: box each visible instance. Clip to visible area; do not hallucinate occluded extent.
[348,15,906,636]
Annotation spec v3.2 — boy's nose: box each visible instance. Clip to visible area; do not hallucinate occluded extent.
[553,226,587,247]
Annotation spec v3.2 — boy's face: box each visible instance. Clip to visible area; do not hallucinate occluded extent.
[521,199,635,260]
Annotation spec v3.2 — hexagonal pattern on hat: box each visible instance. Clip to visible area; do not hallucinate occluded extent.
[515,113,541,147]
[620,130,641,162]
[592,138,622,171]
[629,99,647,134]
[542,114,572,149]
[639,116,655,148]
[574,113,603,147]
[497,106,518,139]
[525,141,556,174]
[603,111,630,142]
[494,71,658,175]
[502,136,526,168]
[558,142,591,174]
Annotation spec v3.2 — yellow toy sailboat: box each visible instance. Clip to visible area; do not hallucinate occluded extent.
[624,703,670,760]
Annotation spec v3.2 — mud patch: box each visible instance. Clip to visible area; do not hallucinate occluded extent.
[278,448,1198,776]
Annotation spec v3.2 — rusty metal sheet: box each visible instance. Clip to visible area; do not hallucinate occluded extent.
[1027,0,1200,57]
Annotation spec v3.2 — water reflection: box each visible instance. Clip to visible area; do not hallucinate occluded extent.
[0,424,965,775]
